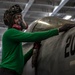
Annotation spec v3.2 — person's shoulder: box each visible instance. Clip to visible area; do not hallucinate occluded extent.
[7,28,20,32]
[4,28,20,35]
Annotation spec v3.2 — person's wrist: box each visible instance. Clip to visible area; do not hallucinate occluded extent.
[58,28,62,32]
[23,21,28,29]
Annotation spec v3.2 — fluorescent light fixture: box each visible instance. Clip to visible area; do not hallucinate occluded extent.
[71,19,75,21]
[63,15,72,20]
[49,13,52,16]
[25,3,28,7]
[53,6,58,12]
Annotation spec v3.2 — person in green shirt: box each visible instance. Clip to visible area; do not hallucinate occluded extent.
[0,4,75,75]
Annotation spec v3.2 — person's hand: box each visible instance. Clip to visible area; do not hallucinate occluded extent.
[58,24,75,32]
[22,20,28,29]
[33,42,41,49]
[19,20,28,30]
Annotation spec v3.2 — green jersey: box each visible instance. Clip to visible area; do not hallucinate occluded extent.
[0,28,58,74]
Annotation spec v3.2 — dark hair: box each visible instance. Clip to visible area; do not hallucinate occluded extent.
[9,4,22,16]
[3,4,22,27]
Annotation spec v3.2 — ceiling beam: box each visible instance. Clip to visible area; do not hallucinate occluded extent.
[51,0,69,16]
[0,1,26,5]
[22,0,34,21]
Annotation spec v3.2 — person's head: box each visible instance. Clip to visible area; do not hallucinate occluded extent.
[3,4,22,28]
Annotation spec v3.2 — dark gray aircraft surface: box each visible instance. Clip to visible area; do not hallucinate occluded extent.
[22,16,75,75]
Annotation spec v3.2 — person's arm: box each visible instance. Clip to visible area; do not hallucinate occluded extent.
[23,48,33,65]
[58,24,75,32]
[7,28,59,42]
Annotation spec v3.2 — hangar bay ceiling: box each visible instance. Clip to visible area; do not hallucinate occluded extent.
[0,0,75,27]
[0,0,75,46]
